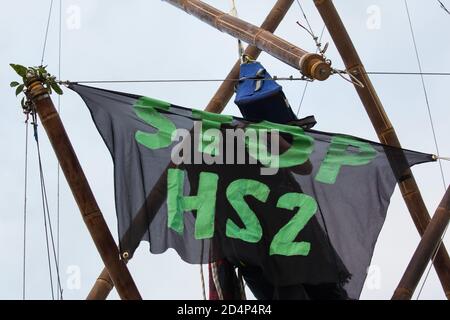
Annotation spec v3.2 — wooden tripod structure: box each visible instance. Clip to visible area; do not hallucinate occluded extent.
[26,0,449,300]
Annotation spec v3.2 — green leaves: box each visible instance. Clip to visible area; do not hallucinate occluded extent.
[15,84,24,96]
[10,64,28,78]
[50,82,63,95]
[9,63,64,100]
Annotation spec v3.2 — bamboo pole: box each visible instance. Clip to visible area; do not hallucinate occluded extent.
[27,78,142,300]
[86,267,114,300]
[86,0,295,300]
[163,0,332,81]
[313,0,450,298]
[392,186,450,300]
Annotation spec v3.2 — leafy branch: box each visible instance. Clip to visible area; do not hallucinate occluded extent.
[10,64,63,112]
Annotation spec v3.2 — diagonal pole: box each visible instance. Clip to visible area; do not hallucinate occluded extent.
[27,78,141,300]
[313,0,450,298]
[86,0,296,300]
[392,186,450,300]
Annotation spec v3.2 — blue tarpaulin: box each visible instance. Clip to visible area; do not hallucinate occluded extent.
[234,61,297,124]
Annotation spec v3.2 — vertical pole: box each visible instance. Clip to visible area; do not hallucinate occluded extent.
[27,78,142,300]
[392,186,450,300]
[86,0,296,300]
[313,0,450,297]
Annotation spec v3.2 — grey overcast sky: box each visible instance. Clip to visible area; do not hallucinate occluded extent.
[0,0,449,300]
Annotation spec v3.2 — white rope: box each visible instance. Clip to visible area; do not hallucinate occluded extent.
[434,155,450,161]
[230,0,245,60]
[211,261,224,300]
[230,0,238,17]
[332,69,365,88]
[200,263,206,300]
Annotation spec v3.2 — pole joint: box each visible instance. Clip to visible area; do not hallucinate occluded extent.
[299,53,332,81]
[26,77,49,103]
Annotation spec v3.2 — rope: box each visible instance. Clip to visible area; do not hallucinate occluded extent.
[33,117,55,299]
[295,0,315,39]
[295,0,329,57]
[404,0,448,300]
[200,264,206,300]
[332,69,365,88]
[435,156,450,161]
[295,1,363,117]
[41,0,54,66]
[404,0,446,190]
[367,71,450,76]
[418,220,450,299]
[22,121,29,300]
[229,0,244,60]
[58,72,450,85]
[210,261,224,300]
[199,240,206,300]
[437,0,450,14]
[60,77,312,84]
[296,25,326,116]
[32,116,64,300]
[56,0,63,300]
